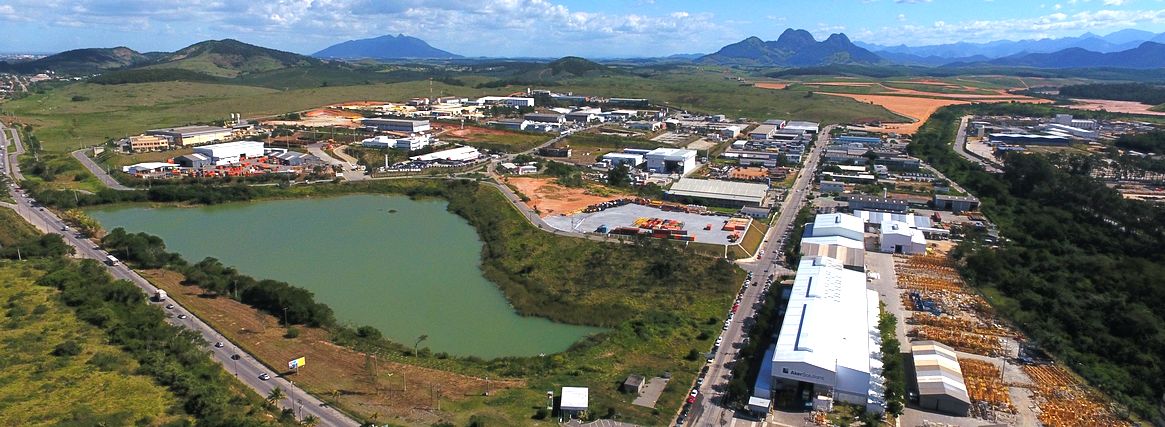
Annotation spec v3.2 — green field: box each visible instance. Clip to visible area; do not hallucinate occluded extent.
[444,130,549,153]
[2,80,502,153]
[0,262,184,426]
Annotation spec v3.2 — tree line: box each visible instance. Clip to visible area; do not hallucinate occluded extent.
[1059,83,1165,106]
[909,103,1165,422]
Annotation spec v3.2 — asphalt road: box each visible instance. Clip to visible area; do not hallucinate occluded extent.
[0,130,359,427]
[1,123,26,181]
[684,125,835,427]
[952,115,1002,173]
[71,148,133,190]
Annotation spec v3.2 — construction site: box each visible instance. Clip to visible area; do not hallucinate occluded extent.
[543,198,761,246]
[894,252,1133,427]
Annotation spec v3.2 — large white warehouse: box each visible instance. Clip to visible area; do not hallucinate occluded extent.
[771,256,884,413]
[805,213,866,242]
[193,141,265,166]
[644,148,698,176]
[879,221,927,254]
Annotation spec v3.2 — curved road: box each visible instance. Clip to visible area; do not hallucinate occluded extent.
[71,148,132,190]
[952,115,1002,173]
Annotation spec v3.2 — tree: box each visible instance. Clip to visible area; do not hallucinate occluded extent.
[414,334,428,357]
[301,415,320,426]
[266,387,286,406]
[607,164,631,187]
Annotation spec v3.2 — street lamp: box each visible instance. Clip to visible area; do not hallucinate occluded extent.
[282,307,288,326]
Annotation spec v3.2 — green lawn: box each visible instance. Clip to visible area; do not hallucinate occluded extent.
[446,130,549,153]
[0,262,185,426]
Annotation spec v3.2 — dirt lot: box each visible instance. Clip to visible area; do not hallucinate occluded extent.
[753,82,788,90]
[505,176,624,216]
[1066,98,1165,116]
[435,124,512,138]
[141,269,521,426]
[825,93,970,133]
[264,108,362,128]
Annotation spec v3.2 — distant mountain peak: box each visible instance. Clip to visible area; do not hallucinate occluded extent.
[699,28,882,66]
[312,34,462,60]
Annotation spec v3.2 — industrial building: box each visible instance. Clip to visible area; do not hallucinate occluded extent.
[911,341,971,416]
[361,135,430,151]
[174,153,213,169]
[800,241,865,270]
[147,125,233,147]
[820,181,845,193]
[785,121,820,134]
[560,387,589,419]
[847,195,909,213]
[804,213,866,242]
[645,147,698,175]
[800,235,865,251]
[749,124,779,140]
[193,141,265,166]
[473,96,535,108]
[988,133,1070,146]
[122,162,179,175]
[836,135,882,145]
[565,108,602,123]
[771,256,883,413]
[603,152,645,168]
[880,221,927,254]
[362,118,431,133]
[854,210,949,240]
[409,146,481,163]
[523,113,565,124]
[627,121,663,132]
[933,195,980,213]
[666,178,769,207]
[121,135,170,152]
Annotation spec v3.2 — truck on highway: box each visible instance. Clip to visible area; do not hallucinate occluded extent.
[153,289,167,302]
[104,255,119,266]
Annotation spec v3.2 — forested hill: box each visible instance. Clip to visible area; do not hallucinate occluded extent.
[909,103,1165,423]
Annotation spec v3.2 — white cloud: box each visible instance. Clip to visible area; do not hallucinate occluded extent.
[1102,0,1127,5]
[895,0,932,3]
[897,13,907,22]
[862,7,1165,45]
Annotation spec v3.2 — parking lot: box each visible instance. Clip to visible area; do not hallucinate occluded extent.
[543,204,747,245]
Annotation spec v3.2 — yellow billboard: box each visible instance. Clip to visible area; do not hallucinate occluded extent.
[288,356,306,370]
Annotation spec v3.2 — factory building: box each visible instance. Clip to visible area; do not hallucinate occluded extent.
[147,125,233,147]
[666,178,769,207]
[804,213,866,242]
[602,152,645,168]
[122,162,179,175]
[523,113,566,124]
[361,135,430,151]
[627,121,664,132]
[409,146,481,163]
[174,153,213,169]
[847,195,909,214]
[193,141,265,166]
[880,221,927,254]
[121,135,170,152]
[800,241,865,271]
[836,135,882,145]
[750,124,779,140]
[474,96,535,108]
[933,195,980,213]
[911,341,971,416]
[362,118,431,133]
[771,256,883,413]
[645,147,698,175]
[820,181,845,193]
[988,133,1070,146]
[785,121,820,134]
[1045,123,1098,140]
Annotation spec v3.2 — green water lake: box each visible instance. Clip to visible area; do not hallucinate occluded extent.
[87,194,601,358]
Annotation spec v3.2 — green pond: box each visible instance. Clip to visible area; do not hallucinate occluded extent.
[87,194,601,358]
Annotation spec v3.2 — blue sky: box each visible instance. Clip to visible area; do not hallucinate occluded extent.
[1,0,1164,56]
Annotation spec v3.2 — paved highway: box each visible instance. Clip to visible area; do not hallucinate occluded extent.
[684,125,835,427]
[0,122,359,426]
[71,148,133,190]
[952,115,1002,173]
[1,122,26,181]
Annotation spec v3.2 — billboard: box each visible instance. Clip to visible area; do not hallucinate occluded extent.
[288,356,306,370]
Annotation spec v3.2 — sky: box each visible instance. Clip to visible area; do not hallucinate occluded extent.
[1,0,1165,57]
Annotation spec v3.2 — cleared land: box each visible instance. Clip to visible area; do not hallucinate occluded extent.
[824,93,971,133]
[505,176,624,216]
[436,124,547,153]
[0,262,183,426]
[1066,99,1165,116]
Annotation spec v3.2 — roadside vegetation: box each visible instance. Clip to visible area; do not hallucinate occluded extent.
[0,262,186,426]
[910,103,1165,422]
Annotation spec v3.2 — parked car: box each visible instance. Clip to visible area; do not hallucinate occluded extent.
[259,373,270,381]
[177,314,188,319]
[214,342,224,348]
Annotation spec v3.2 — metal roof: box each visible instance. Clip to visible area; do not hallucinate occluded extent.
[911,341,970,404]
[667,178,768,204]
[560,387,589,410]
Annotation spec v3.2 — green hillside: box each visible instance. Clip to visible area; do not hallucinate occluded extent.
[143,39,321,78]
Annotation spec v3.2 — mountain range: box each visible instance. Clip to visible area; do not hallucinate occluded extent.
[950,41,1165,69]
[698,29,883,66]
[857,29,1165,65]
[312,34,461,60]
[0,39,319,76]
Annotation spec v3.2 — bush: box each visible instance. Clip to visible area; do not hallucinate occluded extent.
[284,327,300,339]
[532,408,549,420]
[51,340,83,357]
[685,349,701,361]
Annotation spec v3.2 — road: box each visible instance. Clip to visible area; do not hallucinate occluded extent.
[952,115,1002,173]
[1,122,26,181]
[71,148,133,190]
[684,126,835,427]
[0,127,359,427]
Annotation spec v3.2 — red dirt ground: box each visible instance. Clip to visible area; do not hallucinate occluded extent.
[505,176,623,217]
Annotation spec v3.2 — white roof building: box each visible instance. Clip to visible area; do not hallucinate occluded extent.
[560,387,589,415]
[122,162,178,175]
[193,140,265,166]
[772,256,883,412]
[785,121,821,134]
[879,221,927,254]
[807,213,865,242]
[667,178,769,206]
[409,146,481,163]
[800,235,865,250]
[602,152,645,167]
[645,147,698,176]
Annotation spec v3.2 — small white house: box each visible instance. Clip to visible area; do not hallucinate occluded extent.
[880,221,927,254]
[560,387,589,419]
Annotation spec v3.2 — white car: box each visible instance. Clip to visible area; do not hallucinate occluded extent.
[259,373,270,381]
[715,337,723,346]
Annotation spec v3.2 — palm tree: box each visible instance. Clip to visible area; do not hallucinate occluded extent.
[414,334,428,357]
[266,386,286,406]
[301,415,320,426]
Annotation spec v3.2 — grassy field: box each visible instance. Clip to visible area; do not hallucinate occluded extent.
[443,130,548,153]
[0,262,185,426]
[0,208,39,245]
[17,151,106,192]
[2,80,502,153]
[523,71,908,123]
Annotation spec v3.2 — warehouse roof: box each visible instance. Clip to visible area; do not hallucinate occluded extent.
[750,124,778,136]
[667,178,768,204]
[800,242,865,268]
[560,387,589,411]
[934,194,980,203]
[800,235,865,250]
[147,125,231,136]
[852,210,932,229]
[911,341,970,404]
[810,213,865,237]
[882,221,926,245]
